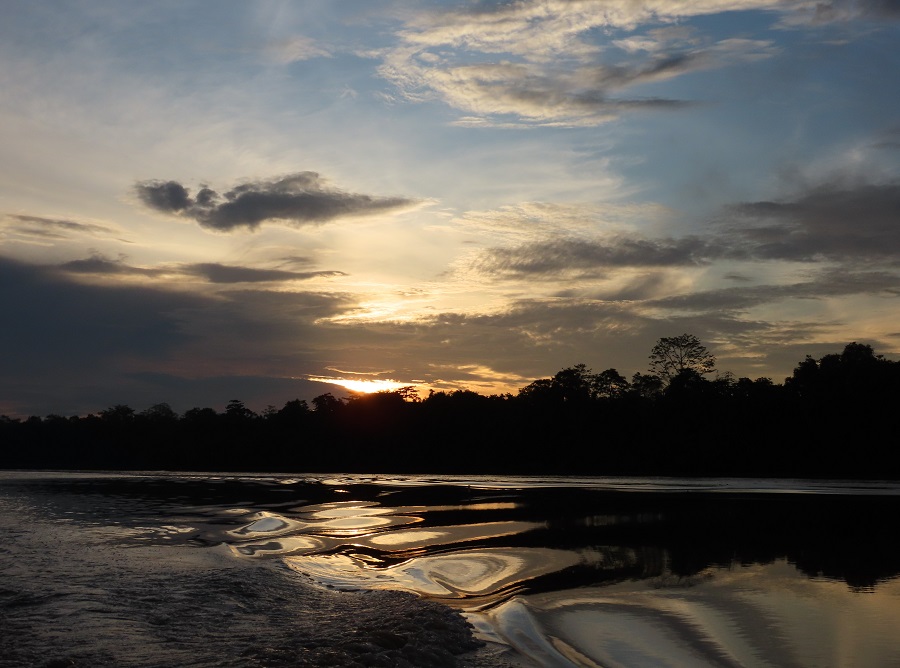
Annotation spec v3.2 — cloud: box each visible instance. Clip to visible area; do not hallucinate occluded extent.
[647,269,900,312]
[472,235,729,278]
[58,254,346,284]
[778,0,900,26]
[135,172,420,231]
[0,254,359,416]
[872,125,900,150]
[380,1,779,125]
[335,295,808,390]
[59,254,163,277]
[265,36,331,63]
[468,179,900,279]
[2,214,120,240]
[180,263,346,284]
[0,255,202,379]
[728,182,900,261]
[384,59,695,126]
[398,1,782,54]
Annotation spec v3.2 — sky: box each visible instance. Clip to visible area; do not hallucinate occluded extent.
[2,0,900,417]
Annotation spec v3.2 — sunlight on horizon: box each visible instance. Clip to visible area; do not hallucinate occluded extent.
[308,376,412,394]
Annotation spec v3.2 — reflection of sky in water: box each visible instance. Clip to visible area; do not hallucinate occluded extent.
[360,521,538,549]
[367,529,447,546]
[285,547,580,607]
[298,501,395,519]
[478,564,900,667]
[17,473,898,667]
[230,481,900,667]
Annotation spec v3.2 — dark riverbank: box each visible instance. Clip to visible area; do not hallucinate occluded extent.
[3,342,899,477]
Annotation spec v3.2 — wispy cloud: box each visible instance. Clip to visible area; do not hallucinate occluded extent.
[265,36,331,63]
[465,179,900,279]
[58,254,346,284]
[59,254,162,277]
[473,235,723,278]
[647,268,900,312]
[3,214,121,242]
[135,172,421,231]
[777,0,900,26]
[380,1,779,126]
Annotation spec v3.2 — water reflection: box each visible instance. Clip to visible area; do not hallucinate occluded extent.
[285,547,579,608]
[224,479,900,666]
[6,473,900,667]
[479,562,900,667]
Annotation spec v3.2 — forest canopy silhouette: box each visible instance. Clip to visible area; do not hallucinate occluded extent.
[3,337,899,478]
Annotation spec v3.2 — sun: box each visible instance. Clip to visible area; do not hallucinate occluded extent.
[308,376,410,394]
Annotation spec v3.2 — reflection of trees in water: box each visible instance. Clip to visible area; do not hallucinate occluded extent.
[557,493,900,590]
[10,474,900,594]
[447,486,900,592]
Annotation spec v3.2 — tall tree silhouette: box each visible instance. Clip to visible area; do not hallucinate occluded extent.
[649,333,716,382]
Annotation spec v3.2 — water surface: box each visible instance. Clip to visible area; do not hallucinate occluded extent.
[2,472,899,667]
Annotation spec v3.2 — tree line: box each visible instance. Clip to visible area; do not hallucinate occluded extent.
[2,336,899,477]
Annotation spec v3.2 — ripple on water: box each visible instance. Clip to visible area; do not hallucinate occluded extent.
[231,534,331,558]
[228,512,307,538]
[285,546,581,609]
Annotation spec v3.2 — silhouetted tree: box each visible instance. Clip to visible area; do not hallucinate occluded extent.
[664,368,707,396]
[312,393,343,415]
[99,404,136,424]
[396,386,420,402]
[140,402,178,422]
[277,399,310,420]
[649,334,716,382]
[225,399,256,421]
[552,364,595,403]
[630,372,663,398]
[183,406,218,424]
[517,364,595,404]
[3,339,899,477]
[592,368,630,398]
[517,377,555,402]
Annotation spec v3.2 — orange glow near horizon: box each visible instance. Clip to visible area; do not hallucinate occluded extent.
[308,376,412,394]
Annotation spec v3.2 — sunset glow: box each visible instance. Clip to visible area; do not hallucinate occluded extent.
[1,2,898,416]
[308,377,412,395]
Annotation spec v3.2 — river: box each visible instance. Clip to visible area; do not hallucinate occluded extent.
[2,472,899,667]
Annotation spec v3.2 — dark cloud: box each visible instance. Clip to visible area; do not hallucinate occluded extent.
[0,255,359,416]
[277,255,316,267]
[586,52,703,91]
[6,250,879,416]
[0,254,202,379]
[729,182,900,260]
[867,0,900,16]
[135,181,192,212]
[476,180,900,280]
[58,254,345,284]
[808,0,900,20]
[5,214,118,237]
[873,124,900,150]
[59,254,162,277]
[181,263,346,284]
[647,269,900,312]
[136,172,418,231]
[474,235,728,277]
